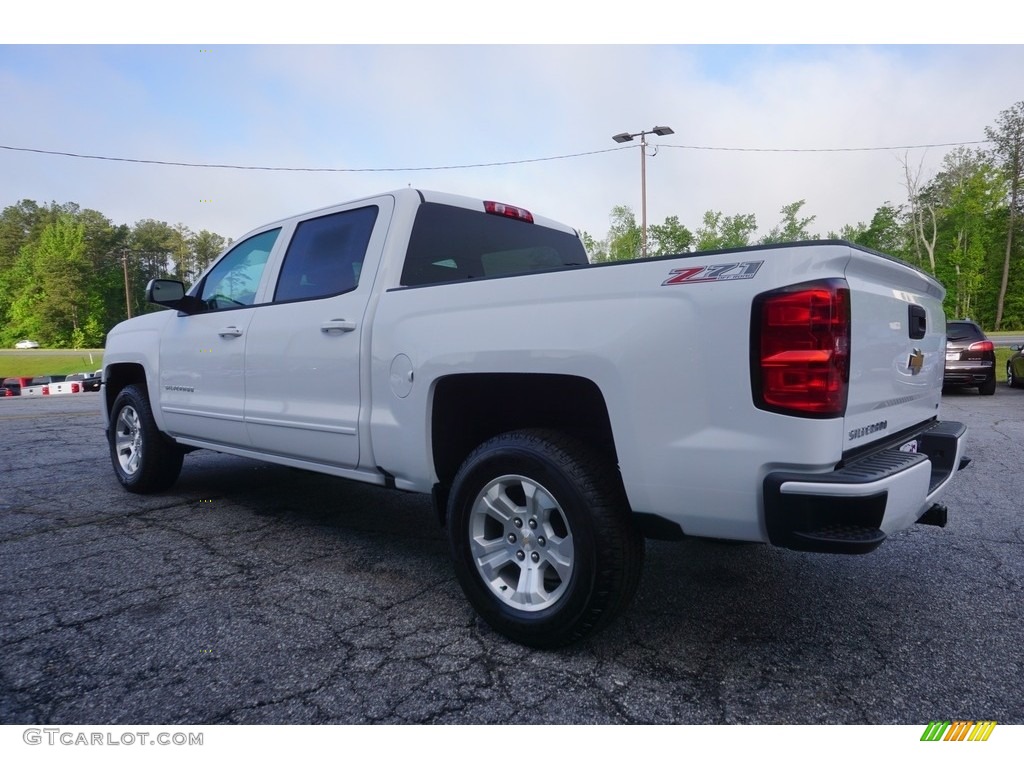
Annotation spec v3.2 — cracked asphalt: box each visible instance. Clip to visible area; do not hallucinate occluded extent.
[1,388,1021,724]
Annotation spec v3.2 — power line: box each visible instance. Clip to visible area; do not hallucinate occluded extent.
[662,140,991,153]
[0,143,626,172]
[0,138,993,173]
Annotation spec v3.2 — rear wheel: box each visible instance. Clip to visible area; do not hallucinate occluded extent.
[109,384,184,493]
[979,375,996,396]
[447,429,643,648]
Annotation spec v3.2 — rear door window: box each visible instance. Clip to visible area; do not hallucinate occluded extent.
[273,206,378,303]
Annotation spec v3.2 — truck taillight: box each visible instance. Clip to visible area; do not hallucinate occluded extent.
[968,340,993,353]
[71,382,81,393]
[484,200,534,224]
[752,279,850,418]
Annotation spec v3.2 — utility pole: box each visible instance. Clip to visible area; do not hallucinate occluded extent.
[122,249,132,319]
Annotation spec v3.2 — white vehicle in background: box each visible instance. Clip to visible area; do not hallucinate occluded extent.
[101,188,968,647]
[19,374,97,397]
[14,339,40,349]
[21,375,86,397]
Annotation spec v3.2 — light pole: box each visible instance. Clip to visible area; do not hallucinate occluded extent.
[612,125,673,258]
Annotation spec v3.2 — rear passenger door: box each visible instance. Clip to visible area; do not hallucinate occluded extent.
[243,197,393,468]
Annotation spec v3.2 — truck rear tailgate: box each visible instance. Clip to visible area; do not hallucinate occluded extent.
[762,244,966,554]
[842,246,946,452]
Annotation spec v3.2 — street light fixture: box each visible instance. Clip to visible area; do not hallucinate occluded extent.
[612,125,674,258]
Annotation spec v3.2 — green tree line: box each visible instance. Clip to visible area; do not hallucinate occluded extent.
[584,101,1024,330]
[2,103,1021,345]
[0,202,227,348]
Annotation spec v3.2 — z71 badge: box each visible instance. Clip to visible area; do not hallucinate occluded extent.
[662,260,764,286]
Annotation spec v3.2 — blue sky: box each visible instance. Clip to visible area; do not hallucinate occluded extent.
[3,10,1023,250]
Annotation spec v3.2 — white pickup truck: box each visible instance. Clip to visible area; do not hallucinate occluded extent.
[22,375,81,397]
[102,188,968,647]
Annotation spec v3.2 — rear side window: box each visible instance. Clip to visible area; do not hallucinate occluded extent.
[401,203,587,287]
[274,206,378,302]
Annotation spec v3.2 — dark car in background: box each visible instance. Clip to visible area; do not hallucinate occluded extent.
[944,320,996,395]
[1008,344,1024,389]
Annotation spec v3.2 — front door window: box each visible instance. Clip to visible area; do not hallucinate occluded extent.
[198,229,280,310]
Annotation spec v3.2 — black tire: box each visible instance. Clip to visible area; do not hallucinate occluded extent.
[447,429,644,648]
[108,384,184,493]
[979,375,996,396]
[1008,364,1018,389]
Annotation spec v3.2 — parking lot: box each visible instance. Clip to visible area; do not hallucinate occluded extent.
[1,388,1022,724]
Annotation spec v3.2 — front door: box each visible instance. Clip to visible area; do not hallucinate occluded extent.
[158,228,280,447]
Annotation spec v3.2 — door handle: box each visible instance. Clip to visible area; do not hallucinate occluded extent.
[218,326,243,337]
[321,319,357,333]
[908,305,926,340]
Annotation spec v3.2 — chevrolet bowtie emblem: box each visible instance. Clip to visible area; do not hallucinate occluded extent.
[908,348,925,375]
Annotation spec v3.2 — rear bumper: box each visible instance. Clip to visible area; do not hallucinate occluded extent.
[943,361,994,385]
[763,420,967,554]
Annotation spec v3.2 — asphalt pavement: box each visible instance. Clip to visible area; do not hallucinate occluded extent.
[1,388,1021,724]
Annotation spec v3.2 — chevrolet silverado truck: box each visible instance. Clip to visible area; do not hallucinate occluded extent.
[101,188,968,647]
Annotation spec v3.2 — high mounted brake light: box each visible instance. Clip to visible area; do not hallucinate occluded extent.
[484,201,534,224]
[752,278,850,418]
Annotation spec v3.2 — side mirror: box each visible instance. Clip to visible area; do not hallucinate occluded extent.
[146,279,203,314]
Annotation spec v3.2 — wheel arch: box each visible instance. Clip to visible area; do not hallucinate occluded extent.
[430,373,618,491]
[103,363,149,425]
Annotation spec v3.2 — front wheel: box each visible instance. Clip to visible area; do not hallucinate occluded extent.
[447,429,643,648]
[108,384,184,493]
[1008,363,1018,389]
